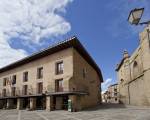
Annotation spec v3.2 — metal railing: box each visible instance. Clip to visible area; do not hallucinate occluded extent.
[0,86,88,98]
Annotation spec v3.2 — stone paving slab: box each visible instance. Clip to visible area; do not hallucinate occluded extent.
[0,104,150,120]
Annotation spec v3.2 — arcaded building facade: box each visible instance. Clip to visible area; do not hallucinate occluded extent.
[0,37,103,111]
[116,25,150,106]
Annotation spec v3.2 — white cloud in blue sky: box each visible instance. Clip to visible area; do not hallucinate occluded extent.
[0,0,73,68]
[102,78,113,93]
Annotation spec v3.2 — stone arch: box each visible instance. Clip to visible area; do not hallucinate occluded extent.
[120,79,124,83]
[133,61,139,78]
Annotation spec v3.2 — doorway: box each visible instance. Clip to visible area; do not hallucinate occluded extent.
[36,96,46,110]
[22,98,29,109]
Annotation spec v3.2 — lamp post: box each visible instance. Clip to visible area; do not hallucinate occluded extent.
[128,8,150,25]
[128,7,150,44]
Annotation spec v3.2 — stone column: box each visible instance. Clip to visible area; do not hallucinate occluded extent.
[17,98,23,110]
[6,99,13,109]
[46,96,53,111]
[30,97,36,110]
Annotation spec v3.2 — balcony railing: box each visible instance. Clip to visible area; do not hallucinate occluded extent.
[0,86,88,98]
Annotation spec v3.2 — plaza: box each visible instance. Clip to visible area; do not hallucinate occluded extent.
[0,104,150,120]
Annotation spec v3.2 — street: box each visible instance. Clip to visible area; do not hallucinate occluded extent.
[0,104,150,120]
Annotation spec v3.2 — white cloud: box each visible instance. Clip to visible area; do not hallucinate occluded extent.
[102,78,113,93]
[0,0,73,68]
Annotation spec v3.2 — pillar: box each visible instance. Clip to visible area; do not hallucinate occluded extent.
[30,97,36,110]
[17,98,23,110]
[46,96,53,111]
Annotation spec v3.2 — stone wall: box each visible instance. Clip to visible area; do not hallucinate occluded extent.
[117,25,150,106]
[72,49,102,109]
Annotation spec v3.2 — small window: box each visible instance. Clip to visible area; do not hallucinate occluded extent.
[114,93,117,96]
[83,68,87,78]
[3,78,7,86]
[114,88,117,92]
[22,85,28,95]
[55,61,64,75]
[37,67,43,79]
[12,75,16,85]
[23,72,28,82]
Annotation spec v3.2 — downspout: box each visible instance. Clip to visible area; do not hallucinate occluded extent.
[128,61,132,105]
[147,26,150,48]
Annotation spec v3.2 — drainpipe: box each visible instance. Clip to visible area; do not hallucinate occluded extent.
[147,27,150,48]
[128,62,132,105]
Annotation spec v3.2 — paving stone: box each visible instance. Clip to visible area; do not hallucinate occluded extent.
[0,104,150,120]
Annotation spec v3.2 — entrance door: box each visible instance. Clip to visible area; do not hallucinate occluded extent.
[63,96,68,110]
[36,96,46,110]
[22,98,29,109]
[53,96,68,110]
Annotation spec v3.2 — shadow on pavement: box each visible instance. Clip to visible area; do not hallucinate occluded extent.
[83,103,126,111]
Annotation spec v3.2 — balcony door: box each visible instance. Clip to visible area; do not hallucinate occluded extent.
[55,79,63,92]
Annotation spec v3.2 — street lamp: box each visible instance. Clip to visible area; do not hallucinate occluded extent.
[128,8,150,48]
[128,8,150,25]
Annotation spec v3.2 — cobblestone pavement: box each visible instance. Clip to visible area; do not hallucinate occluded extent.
[0,104,150,120]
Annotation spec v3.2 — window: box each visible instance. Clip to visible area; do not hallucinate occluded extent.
[114,93,117,96]
[120,79,124,83]
[55,79,63,92]
[22,85,28,95]
[12,75,16,85]
[56,61,64,75]
[3,78,7,86]
[2,89,6,97]
[11,87,16,96]
[133,61,139,78]
[83,68,87,78]
[37,82,43,94]
[37,67,43,79]
[23,72,28,82]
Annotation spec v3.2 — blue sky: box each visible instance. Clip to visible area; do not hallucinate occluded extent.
[0,0,150,92]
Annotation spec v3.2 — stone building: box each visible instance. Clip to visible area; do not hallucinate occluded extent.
[102,84,119,103]
[0,37,103,111]
[116,25,150,106]
[107,84,119,103]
